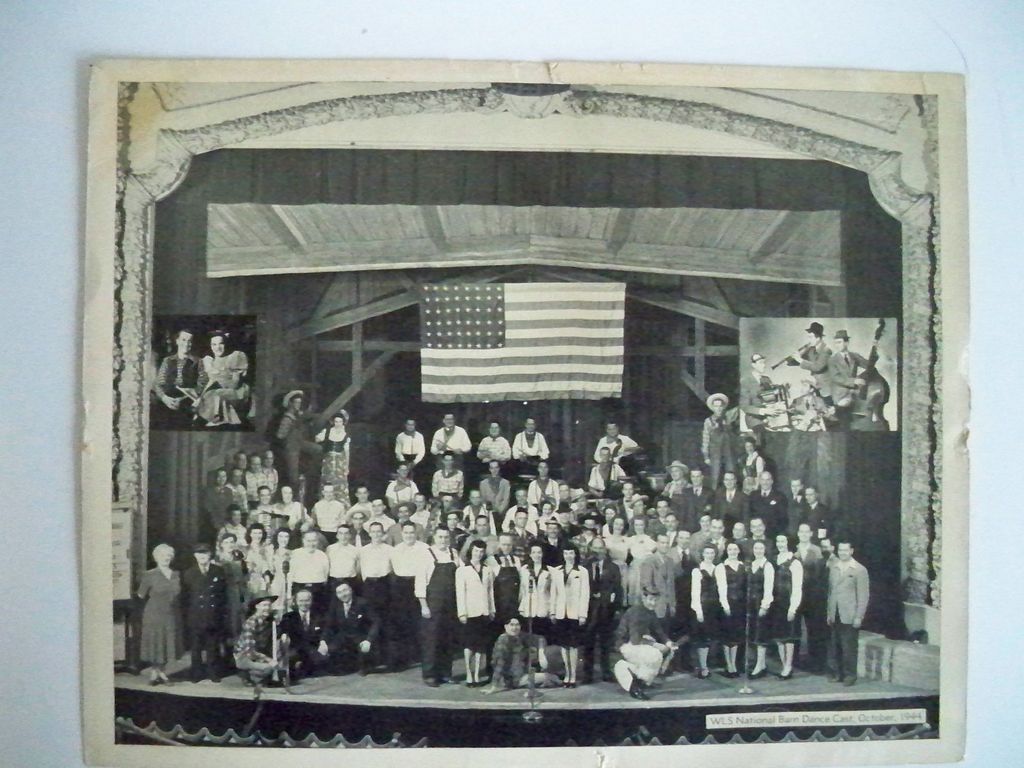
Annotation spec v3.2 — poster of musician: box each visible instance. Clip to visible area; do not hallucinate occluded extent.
[739,318,898,433]
[149,315,258,431]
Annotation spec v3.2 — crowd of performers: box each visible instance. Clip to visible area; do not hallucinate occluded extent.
[136,392,870,701]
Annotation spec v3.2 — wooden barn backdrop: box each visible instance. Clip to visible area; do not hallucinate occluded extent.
[147,147,905,634]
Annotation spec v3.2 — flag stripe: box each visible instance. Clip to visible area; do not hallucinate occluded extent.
[505,308,625,322]
[422,372,623,386]
[505,282,622,297]
[422,362,624,377]
[506,324,623,336]
[422,344,624,359]
[422,381,623,396]
[504,299,625,312]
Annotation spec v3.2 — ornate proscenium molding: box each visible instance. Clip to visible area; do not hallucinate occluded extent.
[114,84,940,605]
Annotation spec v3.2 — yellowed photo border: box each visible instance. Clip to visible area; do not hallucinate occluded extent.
[82,58,968,767]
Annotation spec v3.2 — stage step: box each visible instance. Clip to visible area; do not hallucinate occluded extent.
[857,632,939,690]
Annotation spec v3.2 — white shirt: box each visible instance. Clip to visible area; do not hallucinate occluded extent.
[455,563,496,619]
[527,477,560,506]
[390,541,430,577]
[326,542,359,579]
[289,548,330,584]
[357,543,394,578]
[394,431,426,464]
[512,430,550,460]
[502,503,539,531]
[587,463,626,493]
[429,425,472,455]
[276,500,307,529]
[518,564,552,616]
[476,435,512,462]
[313,499,346,531]
[385,479,419,509]
[593,434,639,463]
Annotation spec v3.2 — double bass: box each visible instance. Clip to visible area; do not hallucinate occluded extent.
[850,319,892,431]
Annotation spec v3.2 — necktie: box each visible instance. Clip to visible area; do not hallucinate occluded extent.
[302,612,309,629]
[845,353,851,367]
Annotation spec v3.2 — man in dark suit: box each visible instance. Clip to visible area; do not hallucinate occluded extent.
[581,537,623,684]
[713,470,748,532]
[747,470,789,537]
[827,540,870,685]
[279,588,329,681]
[323,582,381,675]
[797,485,836,540]
[680,467,715,532]
[181,543,227,682]
[794,523,829,672]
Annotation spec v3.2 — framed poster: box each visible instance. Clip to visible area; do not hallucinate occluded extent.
[81,59,968,766]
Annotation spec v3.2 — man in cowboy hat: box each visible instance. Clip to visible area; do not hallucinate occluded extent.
[740,353,782,436]
[274,389,322,489]
[785,321,833,400]
[234,593,288,684]
[661,460,690,521]
[701,393,738,489]
[827,330,873,426]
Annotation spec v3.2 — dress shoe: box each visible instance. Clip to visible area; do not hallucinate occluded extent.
[424,678,440,688]
[696,669,711,679]
[628,680,650,701]
[843,678,857,687]
[828,674,843,683]
[749,669,767,680]
[602,673,617,683]
[777,671,793,680]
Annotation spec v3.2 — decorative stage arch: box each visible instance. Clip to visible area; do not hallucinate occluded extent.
[112,82,941,606]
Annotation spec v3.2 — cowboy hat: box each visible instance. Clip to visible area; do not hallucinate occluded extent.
[282,389,305,408]
[706,393,729,409]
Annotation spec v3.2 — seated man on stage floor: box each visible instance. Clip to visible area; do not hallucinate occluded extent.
[611,587,679,701]
[279,588,329,681]
[483,616,560,694]
[323,582,380,676]
[234,594,288,686]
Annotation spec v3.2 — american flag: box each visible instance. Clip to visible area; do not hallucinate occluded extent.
[419,282,625,402]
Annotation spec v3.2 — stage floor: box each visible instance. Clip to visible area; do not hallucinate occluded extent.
[115,658,935,711]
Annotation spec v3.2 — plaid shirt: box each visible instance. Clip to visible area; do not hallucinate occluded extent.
[432,469,465,499]
[234,614,274,663]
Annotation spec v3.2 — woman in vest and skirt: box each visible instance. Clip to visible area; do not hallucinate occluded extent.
[771,533,805,679]
[690,543,720,679]
[456,540,496,687]
[714,541,748,678]
[549,544,591,687]
[747,539,776,678]
[519,543,552,640]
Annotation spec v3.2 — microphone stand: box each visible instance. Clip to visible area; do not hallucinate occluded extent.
[522,572,543,723]
[738,567,754,695]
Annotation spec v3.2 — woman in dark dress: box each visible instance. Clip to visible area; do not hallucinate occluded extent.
[771,533,805,679]
[714,541,748,678]
[747,539,775,678]
[690,543,720,679]
[137,543,183,685]
[315,410,351,500]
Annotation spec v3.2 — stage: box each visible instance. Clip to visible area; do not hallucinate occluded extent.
[114,659,938,747]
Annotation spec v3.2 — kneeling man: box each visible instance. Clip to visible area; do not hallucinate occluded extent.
[483,616,560,694]
[323,582,380,675]
[612,588,678,700]
[279,588,329,681]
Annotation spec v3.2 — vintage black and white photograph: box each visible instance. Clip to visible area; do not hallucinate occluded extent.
[739,317,899,433]
[149,315,257,431]
[80,60,967,766]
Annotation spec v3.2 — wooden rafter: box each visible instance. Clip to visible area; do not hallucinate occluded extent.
[316,352,396,425]
[315,339,738,357]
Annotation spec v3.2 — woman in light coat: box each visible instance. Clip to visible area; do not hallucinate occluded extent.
[548,544,590,688]
[455,539,496,687]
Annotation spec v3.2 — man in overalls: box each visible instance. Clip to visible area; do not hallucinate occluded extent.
[415,527,461,687]
[490,535,523,649]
